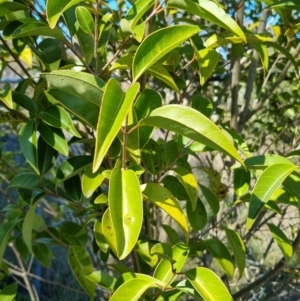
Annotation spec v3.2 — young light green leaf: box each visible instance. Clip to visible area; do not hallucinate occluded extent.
[93,80,140,172]
[140,105,244,166]
[0,282,18,301]
[109,168,143,259]
[267,223,293,261]
[142,183,189,242]
[68,246,95,300]
[153,243,189,285]
[40,105,82,138]
[174,167,198,210]
[168,0,246,41]
[186,267,233,301]
[81,165,105,198]
[19,119,39,174]
[224,227,246,279]
[102,208,117,254]
[39,123,68,156]
[151,242,174,263]
[46,0,82,29]
[75,6,94,36]
[110,277,161,301]
[247,163,298,230]
[86,270,117,292]
[133,25,200,81]
[205,239,235,279]
[0,82,12,109]
[135,240,159,268]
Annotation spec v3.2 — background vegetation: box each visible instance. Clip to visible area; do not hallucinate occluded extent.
[1,0,300,300]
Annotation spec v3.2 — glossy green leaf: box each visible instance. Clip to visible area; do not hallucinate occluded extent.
[68,246,95,300]
[141,139,164,175]
[102,208,117,254]
[12,91,38,115]
[93,80,140,172]
[42,70,105,106]
[0,282,18,301]
[142,183,189,242]
[234,168,251,197]
[267,223,293,261]
[109,168,143,259]
[39,123,68,156]
[59,221,88,247]
[81,165,105,198]
[0,220,21,264]
[37,136,58,176]
[284,173,300,200]
[94,193,108,204]
[224,227,246,279]
[135,240,158,268]
[4,22,64,40]
[56,156,93,184]
[164,140,178,166]
[244,154,294,169]
[247,163,298,230]
[186,199,207,231]
[94,219,109,253]
[40,105,81,138]
[140,105,244,166]
[133,25,200,81]
[161,175,189,200]
[199,184,220,215]
[46,90,99,128]
[47,0,82,29]
[205,239,234,279]
[151,242,174,263]
[75,6,94,35]
[191,94,213,118]
[126,0,154,29]
[186,267,233,301]
[0,82,12,109]
[174,168,198,210]
[9,173,42,191]
[86,270,116,292]
[153,243,189,284]
[168,0,246,41]
[19,119,38,174]
[110,276,162,301]
[175,279,202,300]
[22,193,44,253]
[76,28,94,63]
[0,2,27,17]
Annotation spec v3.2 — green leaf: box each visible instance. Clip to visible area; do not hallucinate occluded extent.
[75,6,94,35]
[32,242,54,267]
[0,82,12,109]
[244,154,294,169]
[126,0,154,29]
[12,91,38,115]
[46,90,99,128]
[140,105,244,166]
[186,267,233,301]
[19,119,39,174]
[76,28,94,63]
[39,123,69,156]
[252,42,268,75]
[186,199,207,231]
[0,283,18,301]
[141,139,164,175]
[0,220,21,264]
[37,136,57,176]
[247,163,298,230]
[109,168,143,259]
[22,193,44,253]
[56,156,93,184]
[133,25,200,81]
[110,276,162,301]
[93,80,140,172]
[81,165,105,198]
[59,221,88,246]
[205,239,235,279]
[191,94,213,118]
[164,140,179,166]
[267,223,293,261]
[94,219,109,253]
[86,270,117,292]
[151,242,175,263]
[102,208,117,255]
[224,227,246,279]
[174,168,198,210]
[42,70,105,106]
[199,184,220,215]
[68,246,95,300]
[168,0,246,41]
[135,240,159,268]
[47,0,82,29]
[40,105,82,138]
[0,2,27,17]
[4,21,64,40]
[153,243,189,284]
[234,168,251,197]
[162,224,180,245]
[161,175,189,200]
[142,183,189,242]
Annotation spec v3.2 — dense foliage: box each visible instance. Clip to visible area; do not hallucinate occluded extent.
[1,0,300,300]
